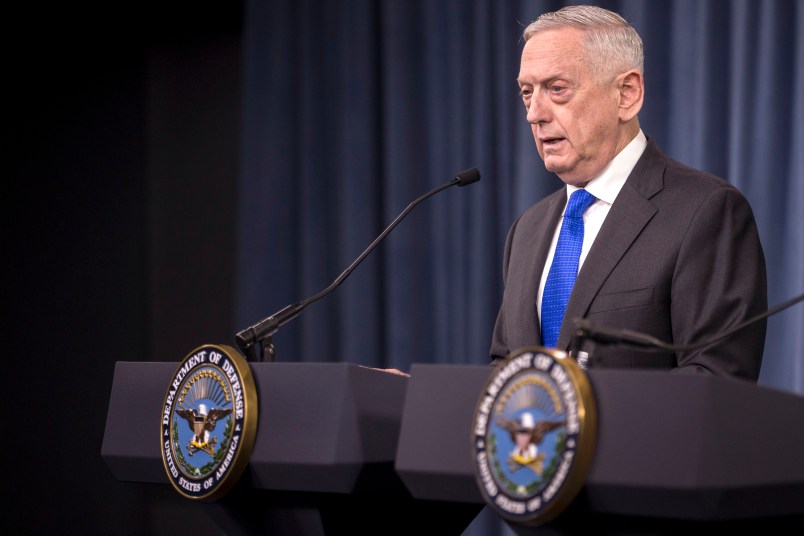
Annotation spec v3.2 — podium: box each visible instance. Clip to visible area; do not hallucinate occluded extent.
[101,361,480,535]
[103,360,804,535]
[395,363,804,533]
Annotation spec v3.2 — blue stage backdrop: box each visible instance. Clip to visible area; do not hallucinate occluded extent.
[234,0,803,396]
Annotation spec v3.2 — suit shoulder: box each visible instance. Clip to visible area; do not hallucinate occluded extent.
[636,139,745,200]
[663,157,736,191]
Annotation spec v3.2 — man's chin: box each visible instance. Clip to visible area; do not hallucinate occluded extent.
[545,163,589,186]
[543,157,570,176]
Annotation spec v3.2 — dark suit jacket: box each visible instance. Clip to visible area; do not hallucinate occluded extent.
[490,138,767,381]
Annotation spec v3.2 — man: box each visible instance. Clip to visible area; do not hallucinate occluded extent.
[489,5,767,381]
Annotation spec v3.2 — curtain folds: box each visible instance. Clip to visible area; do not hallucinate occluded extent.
[235,0,803,396]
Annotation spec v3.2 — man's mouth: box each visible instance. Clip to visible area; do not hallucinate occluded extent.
[541,137,565,146]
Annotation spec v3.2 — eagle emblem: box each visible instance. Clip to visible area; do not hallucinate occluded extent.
[176,403,233,456]
[497,412,563,475]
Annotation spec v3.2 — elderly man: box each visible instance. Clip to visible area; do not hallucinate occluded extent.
[490,5,767,381]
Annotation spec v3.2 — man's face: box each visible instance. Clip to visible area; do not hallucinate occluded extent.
[517,27,624,185]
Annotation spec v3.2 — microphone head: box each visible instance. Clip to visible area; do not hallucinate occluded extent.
[455,168,481,186]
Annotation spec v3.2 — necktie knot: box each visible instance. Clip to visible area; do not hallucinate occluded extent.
[564,189,596,220]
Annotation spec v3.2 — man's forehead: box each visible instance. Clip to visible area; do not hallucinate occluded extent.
[518,27,587,83]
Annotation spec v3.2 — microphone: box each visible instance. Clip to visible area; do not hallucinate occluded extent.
[234,167,481,361]
[571,292,804,353]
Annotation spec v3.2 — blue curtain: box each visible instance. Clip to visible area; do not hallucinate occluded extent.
[235,1,802,534]
[235,0,802,389]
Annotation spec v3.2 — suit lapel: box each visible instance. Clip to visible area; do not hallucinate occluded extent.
[531,192,565,344]
[508,189,565,351]
[556,140,667,350]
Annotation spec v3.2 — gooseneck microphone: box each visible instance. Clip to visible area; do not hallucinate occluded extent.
[235,168,481,361]
[571,292,804,353]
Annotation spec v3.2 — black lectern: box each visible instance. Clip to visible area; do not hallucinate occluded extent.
[101,361,479,535]
[395,363,804,533]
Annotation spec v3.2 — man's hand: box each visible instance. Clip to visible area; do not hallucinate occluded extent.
[358,365,410,377]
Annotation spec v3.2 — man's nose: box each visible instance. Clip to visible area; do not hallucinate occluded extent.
[526,93,549,124]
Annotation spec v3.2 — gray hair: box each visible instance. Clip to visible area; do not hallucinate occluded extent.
[523,5,644,82]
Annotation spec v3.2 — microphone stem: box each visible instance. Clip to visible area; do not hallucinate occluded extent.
[305,177,460,307]
[235,176,464,358]
[573,292,804,353]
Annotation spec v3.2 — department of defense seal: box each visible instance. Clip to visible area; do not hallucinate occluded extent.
[472,346,596,526]
[161,344,258,501]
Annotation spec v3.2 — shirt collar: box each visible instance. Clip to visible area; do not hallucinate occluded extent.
[566,129,648,204]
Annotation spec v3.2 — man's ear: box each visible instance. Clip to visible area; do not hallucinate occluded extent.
[618,70,644,122]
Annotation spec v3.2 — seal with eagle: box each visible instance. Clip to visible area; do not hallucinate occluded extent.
[176,403,233,456]
[497,412,563,475]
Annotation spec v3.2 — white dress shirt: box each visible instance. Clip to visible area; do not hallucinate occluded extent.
[537,130,648,319]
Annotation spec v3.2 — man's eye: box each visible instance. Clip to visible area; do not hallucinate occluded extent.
[520,88,532,99]
[549,85,565,93]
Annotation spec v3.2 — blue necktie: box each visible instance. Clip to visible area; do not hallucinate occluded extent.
[541,189,597,348]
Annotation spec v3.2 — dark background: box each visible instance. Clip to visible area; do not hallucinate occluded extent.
[9,2,802,534]
[11,3,243,534]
